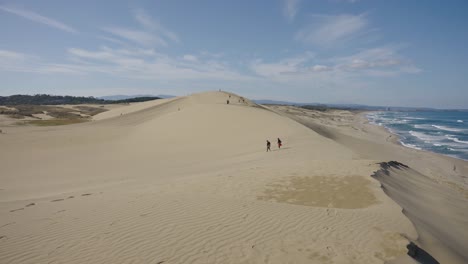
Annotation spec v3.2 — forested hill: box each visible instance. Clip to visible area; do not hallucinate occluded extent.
[0,94,161,105]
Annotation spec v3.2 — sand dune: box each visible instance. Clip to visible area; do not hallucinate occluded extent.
[269,104,468,264]
[2,91,458,263]
[373,162,468,264]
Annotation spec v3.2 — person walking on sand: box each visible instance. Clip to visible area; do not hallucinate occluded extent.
[277,138,282,149]
[266,140,271,152]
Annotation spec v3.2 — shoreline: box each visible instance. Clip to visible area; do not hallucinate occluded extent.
[363,110,468,162]
[357,111,467,186]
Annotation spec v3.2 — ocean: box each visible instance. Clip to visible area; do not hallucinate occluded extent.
[367,111,468,160]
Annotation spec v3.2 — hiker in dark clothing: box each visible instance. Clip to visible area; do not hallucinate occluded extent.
[266,140,271,152]
[277,138,282,149]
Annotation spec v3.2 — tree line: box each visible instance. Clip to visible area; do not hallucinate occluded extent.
[0,94,161,105]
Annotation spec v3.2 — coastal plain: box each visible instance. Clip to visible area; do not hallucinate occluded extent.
[1,91,467,264]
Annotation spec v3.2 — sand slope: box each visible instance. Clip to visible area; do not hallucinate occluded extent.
[373,162,468,264]
[1,91,417,263]
[268,104,468,264]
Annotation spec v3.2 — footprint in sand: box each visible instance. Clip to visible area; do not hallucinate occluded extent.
[81,193,92,196]
[326,246,337,257]
[0,222,15,229]
[51,199,65,202]
[10,208,24,212]
[25,203,35,207]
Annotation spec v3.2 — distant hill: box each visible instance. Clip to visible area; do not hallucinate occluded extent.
[156,94,176,99]
[99,94,175,100]
[254,99,451,111]
[0,94,161,105]
[253,99,301,105]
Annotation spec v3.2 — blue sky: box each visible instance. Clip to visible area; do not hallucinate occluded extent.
[1,0,467,108]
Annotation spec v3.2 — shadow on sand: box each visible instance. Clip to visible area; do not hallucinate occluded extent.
[272,147,291,151]
[407,242,440,264]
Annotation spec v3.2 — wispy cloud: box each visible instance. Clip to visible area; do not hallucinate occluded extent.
[0,5,77,33]
[283,0,301,21]
[296,13,368,47]
[0,43,420,95]
[0,46,252,82]
[102,27,167,46]
[98,36,127,46]
[101,9,178,47]
[62,46,252,81]
[134,9,179,42]
[332,46,422,75]
[330,0,361,3]
[183,55,198,62]
[0,50,27,60]
[250,52,316,78]
[0,49,85,74]
[250,46,420,82]
[311,65,333,72]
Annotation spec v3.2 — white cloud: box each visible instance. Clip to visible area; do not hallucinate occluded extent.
[63,47,253,81]
[0,49,86,74]
[296,14,368,46]
[249,53,337,80]
[400,65,422,74]
[183,55,198,62]
[311,65,332,72]
[0,44,420,94]
[332,46,421,75]
[0,50,27,60]
[283,0,301,21]
[250,53,314,77]
[0,5,77,33]
[249,46,420,83]
[2,47,248,81]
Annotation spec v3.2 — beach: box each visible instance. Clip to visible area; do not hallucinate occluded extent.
[1,91,467,264]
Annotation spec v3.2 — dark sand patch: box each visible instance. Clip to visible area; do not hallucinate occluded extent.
[258,176,377,209]
[27,119,88,126]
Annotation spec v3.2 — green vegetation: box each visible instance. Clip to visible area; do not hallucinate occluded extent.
[0,94,160,106]
[300,105,330,112]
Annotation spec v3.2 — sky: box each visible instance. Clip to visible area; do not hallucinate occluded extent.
[0,0,467,108]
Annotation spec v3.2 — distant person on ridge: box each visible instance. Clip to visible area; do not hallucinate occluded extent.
[277,138,282,149]
[266,140,271,152]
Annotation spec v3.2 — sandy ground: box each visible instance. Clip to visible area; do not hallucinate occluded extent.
[0,91,465,263]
